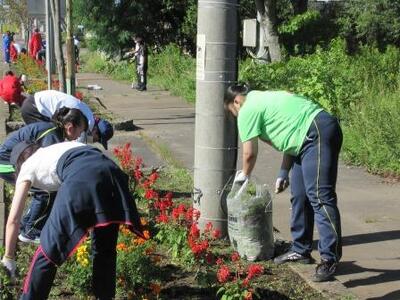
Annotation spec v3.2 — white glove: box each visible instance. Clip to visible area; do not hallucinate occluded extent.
[233,170,249,184]
[1,256,16,279]
[275,169,289,194]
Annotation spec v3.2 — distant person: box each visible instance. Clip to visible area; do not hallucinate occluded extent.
[0,71,24,106]
[1,141,143,299]
[2,31,11,63]
[126,36,148,91]
[74,35,80,66]
[9,35,21,62]
[29,28,42,60]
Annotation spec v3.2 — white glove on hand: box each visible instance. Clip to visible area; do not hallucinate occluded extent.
[275,169,289,194]
[1,256,16,279]
[234,170,249,185]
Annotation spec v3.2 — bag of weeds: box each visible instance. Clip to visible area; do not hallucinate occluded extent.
[227,178,274,261]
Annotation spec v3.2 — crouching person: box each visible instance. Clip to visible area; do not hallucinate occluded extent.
[1,141,143,299]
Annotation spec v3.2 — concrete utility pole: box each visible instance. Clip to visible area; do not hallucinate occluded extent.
[65,0,75,95]
[193,0,239,235]
[45,0,54,90]
[49,0,66,92]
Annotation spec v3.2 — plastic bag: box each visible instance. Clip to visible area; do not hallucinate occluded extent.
[227,178,274,261]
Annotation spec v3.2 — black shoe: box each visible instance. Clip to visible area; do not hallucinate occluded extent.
[312,259,337,282]
[136,86,147,91]
[274,250,312,265]
[18,228,41,244]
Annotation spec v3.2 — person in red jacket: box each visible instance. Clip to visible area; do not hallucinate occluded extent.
[28,29,42,60]
[0,71,25,106]
[10,36,19,62]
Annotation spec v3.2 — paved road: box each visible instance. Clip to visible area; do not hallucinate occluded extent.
[80,72,398,299]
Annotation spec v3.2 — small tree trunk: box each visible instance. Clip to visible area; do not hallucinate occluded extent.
[49,0,66,92]
[255,0,281,62]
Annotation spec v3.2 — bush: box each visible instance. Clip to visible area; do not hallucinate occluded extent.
[150,44,196,102]
[81,40,400,176]
[81,44,196,102]
[342,90,400,176]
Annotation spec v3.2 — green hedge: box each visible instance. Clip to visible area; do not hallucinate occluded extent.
[82,41,400,176]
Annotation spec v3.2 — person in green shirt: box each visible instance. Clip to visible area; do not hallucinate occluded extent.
[225,83,343,282]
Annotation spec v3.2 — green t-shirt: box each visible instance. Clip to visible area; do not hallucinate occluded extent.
[238,91,323,156]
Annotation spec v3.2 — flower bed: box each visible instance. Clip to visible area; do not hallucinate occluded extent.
[1,143,323,300]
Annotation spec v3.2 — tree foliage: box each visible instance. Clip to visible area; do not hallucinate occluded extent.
[0,0,28,30]
[73,0,198,55]
[338,0,400,50]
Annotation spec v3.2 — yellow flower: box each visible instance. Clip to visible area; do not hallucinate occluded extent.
[143,230,151,239]
[116,242,128,251]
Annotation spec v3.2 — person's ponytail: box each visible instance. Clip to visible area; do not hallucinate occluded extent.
[224,83,250,107]
[52,107,88,131]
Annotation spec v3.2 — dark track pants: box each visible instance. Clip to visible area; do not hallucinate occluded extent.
[290,111,343,262]
[21,224,119,299]
[20,95,50,125]
[22,190,56,234]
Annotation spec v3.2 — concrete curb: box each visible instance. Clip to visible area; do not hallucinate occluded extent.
[289,264,358,300]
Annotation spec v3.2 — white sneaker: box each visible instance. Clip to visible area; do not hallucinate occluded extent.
[18,233,40,244]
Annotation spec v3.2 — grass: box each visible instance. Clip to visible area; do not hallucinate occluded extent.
[138,131,186,169]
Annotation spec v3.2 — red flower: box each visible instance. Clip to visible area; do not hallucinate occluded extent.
[216,257,224,265]
[212,229,221,239]
[205,222,213,232]
[156,214,169,223]
[190,224,200,239]
[246,264,264,280]
[75,91,84,100]
[186,207,201,222]
[134,157,143,167]
[242,278,250,287]
[148,171,159,183]
[231,251,240,262]
[164,191,173,201]
[217,265,231,283]
[144,189,158,200]
[133,168,143,180]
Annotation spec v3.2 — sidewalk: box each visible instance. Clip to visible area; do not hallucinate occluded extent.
[78,72,400,300]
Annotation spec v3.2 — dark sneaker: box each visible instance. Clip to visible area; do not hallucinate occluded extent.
[136,86,147,91]
[312,259,337,282]
[274,250,312,265]
[18,228,40,245]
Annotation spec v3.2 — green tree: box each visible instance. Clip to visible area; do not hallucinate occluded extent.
[0,0,28,37]
[73,0,198,55]
[338,0,400,50]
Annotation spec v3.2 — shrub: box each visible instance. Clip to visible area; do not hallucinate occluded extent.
[342,90,400,176]
[81,39,400,176]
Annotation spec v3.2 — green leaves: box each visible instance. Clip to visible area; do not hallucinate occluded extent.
[73,0,197,55]
[279,10,321,35]
[338,0,400,49]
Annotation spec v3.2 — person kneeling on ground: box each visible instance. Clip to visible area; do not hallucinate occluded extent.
[225,83,342,282]
[0,108,88,243]
[1,141,144,299]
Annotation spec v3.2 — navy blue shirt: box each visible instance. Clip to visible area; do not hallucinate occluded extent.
[0,122,63,162]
